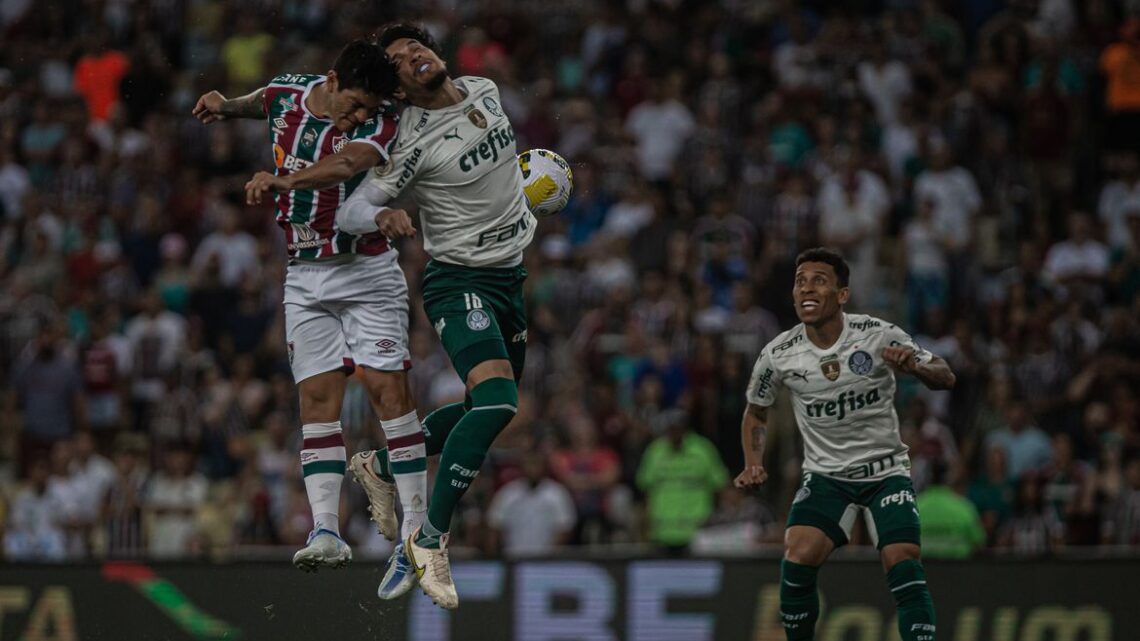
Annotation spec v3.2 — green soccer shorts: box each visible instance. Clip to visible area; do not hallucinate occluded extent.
[421,260,528,383]
[786,472,922,549]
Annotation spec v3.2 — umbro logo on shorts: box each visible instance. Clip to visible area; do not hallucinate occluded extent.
[375,339,398,354]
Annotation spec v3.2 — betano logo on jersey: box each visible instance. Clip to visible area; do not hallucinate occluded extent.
[274,144,314,171]
[458,125,516,172]
[803,386,884,420]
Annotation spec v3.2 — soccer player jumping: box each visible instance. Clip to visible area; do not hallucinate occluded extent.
[336,23,538,609]
[737,248,954,641]
[192,41,429,573]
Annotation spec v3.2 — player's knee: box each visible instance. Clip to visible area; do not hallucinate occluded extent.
[468,376,518,446]
[784,527,832,566]
[298,375,345,422]
[466,359,515,392]
[881,542,922,571]
[362,369,414,416]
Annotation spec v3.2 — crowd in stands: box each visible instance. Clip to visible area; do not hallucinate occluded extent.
[2,0,1140,561]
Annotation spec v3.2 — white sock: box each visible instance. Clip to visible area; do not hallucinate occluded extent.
[380,410,428,540]
[301,422,345,536]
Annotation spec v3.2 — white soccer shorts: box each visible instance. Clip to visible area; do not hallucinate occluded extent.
[284,250,411,383]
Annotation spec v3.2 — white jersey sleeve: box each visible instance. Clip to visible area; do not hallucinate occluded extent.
[745,346,781,407]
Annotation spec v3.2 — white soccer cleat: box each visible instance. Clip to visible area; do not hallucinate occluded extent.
[292,528,352,572]
[349,450,399,540]
[377,542,418,600]
[406,529,458,610]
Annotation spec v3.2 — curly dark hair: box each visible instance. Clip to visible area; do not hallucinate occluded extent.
[376,22,439,52]
[331,38,397,97]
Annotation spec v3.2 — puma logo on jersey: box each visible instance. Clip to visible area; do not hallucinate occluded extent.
[790,370,809,382]
[444,127,462,141]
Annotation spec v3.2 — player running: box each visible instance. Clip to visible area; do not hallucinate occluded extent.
[737,248,954,641]
[332,23,537,609]
[191,39,429,576]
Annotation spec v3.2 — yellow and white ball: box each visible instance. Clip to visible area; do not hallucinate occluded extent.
[518,149,573,217]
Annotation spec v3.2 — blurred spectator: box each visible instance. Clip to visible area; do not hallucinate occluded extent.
[1101,19,1140,151]
[0,145,30,219]
[189,208,259,290]
[73,31,130,124]
[817,147,890,307]
[144,444,207,558]
[549,414,621,544]
[985,399,1053,481]
[858,38,912,125]
[220,13,274,94]
[11,322,86,472]
[1109,211,1140,303]
[1102,453,1140,545]
[1000,474,1064,554]
[969,446,1014,545]
[624,74,695,186]
[912,138,982,302]
[636,409,728,554]
[3,458,66,560]
[102,434,148,557]
[917,463,986,559]
[1042,211,1110,301]
[125,289,187,432]
[1097,152,1140,251]
[902,197,951,330]
[487,455,576,557]
[81,308,132,441]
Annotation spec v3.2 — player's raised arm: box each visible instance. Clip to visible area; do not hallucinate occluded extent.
[192,87,267,123]
[735,403,769,488]
[336,176,415,239]
[245,142,383,204]
[881,324,956,390]
[883,347,957,390]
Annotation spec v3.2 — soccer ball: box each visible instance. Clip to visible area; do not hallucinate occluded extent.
[518,149,573,217]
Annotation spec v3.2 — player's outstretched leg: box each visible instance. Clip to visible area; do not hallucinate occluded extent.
[293,419,352,571]
[884,545,936,641]
[408,377,518,609]
[352,402,464,599]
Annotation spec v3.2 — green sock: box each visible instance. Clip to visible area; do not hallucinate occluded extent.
[888,559,936,641]
[371,402,467,482]
[780,560,820,640]
[415,378,517,549]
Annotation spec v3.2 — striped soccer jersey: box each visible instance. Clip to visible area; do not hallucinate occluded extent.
[263,74,399,259]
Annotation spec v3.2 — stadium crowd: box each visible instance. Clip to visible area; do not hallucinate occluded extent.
[1,0,1140,562]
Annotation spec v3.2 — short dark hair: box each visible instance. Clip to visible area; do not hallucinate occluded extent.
[376,22,439,52]
[795,247,850,287]
[331,39,397,97]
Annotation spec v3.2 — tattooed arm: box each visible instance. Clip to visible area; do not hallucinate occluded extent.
[192,88,267,123]
[734,403,770,488]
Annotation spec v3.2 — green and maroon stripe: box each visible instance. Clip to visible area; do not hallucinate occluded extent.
[301,432,346,477]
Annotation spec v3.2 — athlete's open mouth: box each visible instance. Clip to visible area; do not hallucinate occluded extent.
[800,300,820,311]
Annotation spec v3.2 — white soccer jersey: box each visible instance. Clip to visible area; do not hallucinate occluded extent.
[746,313,933,480]
[361,76,535,267]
